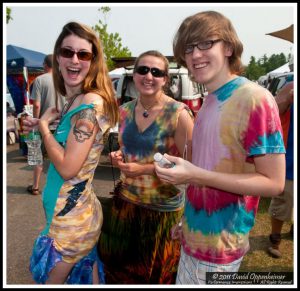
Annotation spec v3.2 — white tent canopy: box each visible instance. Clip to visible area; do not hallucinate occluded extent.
[267,63,290,78]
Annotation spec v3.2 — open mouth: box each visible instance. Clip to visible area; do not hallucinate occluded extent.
[67,67,80,78]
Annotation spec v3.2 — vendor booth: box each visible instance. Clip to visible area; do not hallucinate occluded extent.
[6,44,46,114]
[6,45,46,154]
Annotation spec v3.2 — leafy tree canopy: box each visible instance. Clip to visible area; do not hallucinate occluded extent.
[244,53,290,81]
[93,7,132,71]
[7,7,13,24]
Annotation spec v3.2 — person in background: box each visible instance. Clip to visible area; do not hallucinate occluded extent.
[22,21,118,284]
[7,101,16,117]
[267,71,294,258]
[27,54,65,196]
[154,11,285,284]
[98,50,194,284]
[6,101,18,144]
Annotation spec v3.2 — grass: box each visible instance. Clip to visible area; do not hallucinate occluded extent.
[239,197,294,272]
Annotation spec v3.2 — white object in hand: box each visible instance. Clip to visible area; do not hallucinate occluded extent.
[154,153,175,168]
[25,129,43,165]
[24,104,33,117]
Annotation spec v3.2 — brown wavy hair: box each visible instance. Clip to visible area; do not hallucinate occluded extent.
[52,21,118,127]
[173,11,244,75]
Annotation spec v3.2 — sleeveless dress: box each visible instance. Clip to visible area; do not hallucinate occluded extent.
[30,101,110,284]
[99,97,193,284]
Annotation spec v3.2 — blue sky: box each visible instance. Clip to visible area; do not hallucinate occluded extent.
[4,3,296,66]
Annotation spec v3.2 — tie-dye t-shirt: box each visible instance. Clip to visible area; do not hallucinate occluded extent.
[118,97,193,212]
[182,77,285,264]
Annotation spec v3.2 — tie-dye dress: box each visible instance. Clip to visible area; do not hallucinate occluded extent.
[29,101,110,284]
[99,97,193,284]
[181,77,285,264]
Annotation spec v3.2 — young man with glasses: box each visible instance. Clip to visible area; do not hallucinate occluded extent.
[155,11,285,284]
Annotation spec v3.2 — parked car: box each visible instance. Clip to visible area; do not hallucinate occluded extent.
[267,72,294,96]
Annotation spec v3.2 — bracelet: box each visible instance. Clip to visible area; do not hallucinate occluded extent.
[42,131,52,140]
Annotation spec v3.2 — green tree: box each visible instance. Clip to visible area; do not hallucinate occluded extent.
[6,7,13,24]
[267,53,287,72]
[93,7,132,71]
[245,53,288,81]
[245,56,266,80]
[258,54,270,72]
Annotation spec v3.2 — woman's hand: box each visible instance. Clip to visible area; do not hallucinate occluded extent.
[22,116,39,134]
[109,150,124,167]
[118,162,146,178]
[40,107,60,125]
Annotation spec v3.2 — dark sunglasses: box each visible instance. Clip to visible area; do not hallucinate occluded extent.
[59,47,94,61]
[135,66,166,78]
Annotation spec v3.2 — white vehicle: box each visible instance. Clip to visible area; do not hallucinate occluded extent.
[267,72,294,96]
[257,75,268,88]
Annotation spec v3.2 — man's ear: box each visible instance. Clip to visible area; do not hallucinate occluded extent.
[224,43,233,57]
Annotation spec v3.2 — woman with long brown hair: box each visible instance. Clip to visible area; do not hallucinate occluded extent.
[23,21,118,284]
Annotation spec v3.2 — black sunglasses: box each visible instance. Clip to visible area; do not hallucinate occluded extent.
[135,66,166,78]
[59,47,94,61]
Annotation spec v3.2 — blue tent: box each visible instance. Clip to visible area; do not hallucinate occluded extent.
[6,45,46,114]
[7,44,46,73]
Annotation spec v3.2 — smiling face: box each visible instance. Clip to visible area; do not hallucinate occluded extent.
[184,36,233,92]
[57,34,93,93]
[133,55,167,96]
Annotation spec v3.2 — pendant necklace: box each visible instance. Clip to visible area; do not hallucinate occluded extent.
[139,99,158,118]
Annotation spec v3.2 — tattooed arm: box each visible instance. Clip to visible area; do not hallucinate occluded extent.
[61,108,98,179]
[72,109,97,143]
[40,94,103,180]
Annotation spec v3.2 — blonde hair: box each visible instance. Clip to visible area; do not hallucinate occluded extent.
[52,21,118,127]
[173,11,244,75]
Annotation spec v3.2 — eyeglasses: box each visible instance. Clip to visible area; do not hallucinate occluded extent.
[59,47,94,61]
[135,66,166,78]
[184,39,223,54]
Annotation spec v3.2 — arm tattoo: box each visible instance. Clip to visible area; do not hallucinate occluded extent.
[72,108,97,143]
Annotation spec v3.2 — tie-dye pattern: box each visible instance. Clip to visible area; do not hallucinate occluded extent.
[118,97,193,211]
[182,77,285,264]
[98,97,193,283]
[30,101,110,283]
